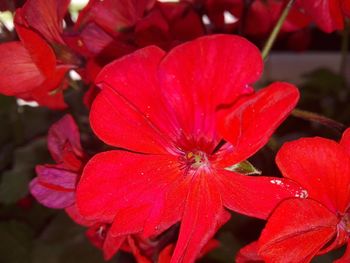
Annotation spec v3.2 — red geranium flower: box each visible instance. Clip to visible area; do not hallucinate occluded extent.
[76,35,304,262]
[0,0,76,109]
[30,114,86,209]
[258,128,350,262]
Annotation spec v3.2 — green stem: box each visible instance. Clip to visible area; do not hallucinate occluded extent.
[292,108,345,133]
[340,19,349,76]
[261,0,295,60]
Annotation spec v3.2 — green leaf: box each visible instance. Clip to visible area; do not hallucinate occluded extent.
[225,160,261,175]
[0,221,34,263]
[0,169,31,204]
[0,138,49,204]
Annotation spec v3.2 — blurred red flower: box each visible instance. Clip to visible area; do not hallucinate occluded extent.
[0,0,76,109]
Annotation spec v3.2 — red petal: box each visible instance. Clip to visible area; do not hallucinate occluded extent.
[217,82,299,166]
[259,199,338,262]
[236,241,264,263]
[342,0,350,17]
[125,236,153,263]
[14,19,56,77]
[65,203,95,227]
[157,35,261,140]
[110,205,151,237]
[103,232,126,260]
[216,169,306,219]
[158,244,174,263]
[340,127,350,156]
[18,0,70,44]
[20,65,70,109]
[0,42,44,95]
[92,46,173,154]
[47,114,83,166]
[276,136,350,213]
[76,150,179,222]
[142,176,191,238]
[171,175,223,263]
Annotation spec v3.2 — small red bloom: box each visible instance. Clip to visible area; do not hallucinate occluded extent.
[30,114,85,209]
[77,35,303,262]
[258,128,350,262]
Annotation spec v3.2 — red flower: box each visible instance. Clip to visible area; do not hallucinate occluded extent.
[0,0,76,109]
[30,114,85,209]
[258,128,350,262]
[76,35,303,262]
[295,0,349,33]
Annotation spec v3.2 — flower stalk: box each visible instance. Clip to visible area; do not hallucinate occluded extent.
[261,0,296,60]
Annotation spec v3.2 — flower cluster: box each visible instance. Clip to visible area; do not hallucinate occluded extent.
[1,0,350,262]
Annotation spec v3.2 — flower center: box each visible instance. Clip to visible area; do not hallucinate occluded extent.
[339,213,350,233]
[184,150,210,170]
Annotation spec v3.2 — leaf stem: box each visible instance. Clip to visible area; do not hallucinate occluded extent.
[261,0,295,60]
[292,108,346,133]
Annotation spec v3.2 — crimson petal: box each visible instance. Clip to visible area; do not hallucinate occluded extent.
[215,169,306,219]
[18,0,70,44]
[171,175,223,263]
[340,127,350,156]
[217,82,299,166]
[158,35,261,140]
[93,46,172,154]
[276,136,350,213]
[259,198,338,262]
[76,150,179,222]
[236,241,264,263]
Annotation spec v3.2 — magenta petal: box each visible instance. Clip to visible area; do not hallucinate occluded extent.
[47,114,83,165]
[30,178,75,209]
[35,165,78,189]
